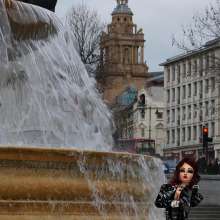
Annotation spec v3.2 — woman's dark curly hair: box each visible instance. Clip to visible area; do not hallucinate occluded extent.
[169,157,200,189]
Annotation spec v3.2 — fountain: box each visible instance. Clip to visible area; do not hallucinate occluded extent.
[0,1,165,219]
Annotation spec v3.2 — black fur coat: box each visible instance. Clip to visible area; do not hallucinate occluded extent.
[155,184,203,220]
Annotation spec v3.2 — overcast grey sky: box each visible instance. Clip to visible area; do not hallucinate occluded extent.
[55,0,216,71]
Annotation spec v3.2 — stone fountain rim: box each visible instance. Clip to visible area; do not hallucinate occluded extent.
[0,144,153,161]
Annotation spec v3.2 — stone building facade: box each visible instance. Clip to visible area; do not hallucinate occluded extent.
[97,0,149,106]
[132,87,165,156]
[114,73,165,156]
[161,38,220,161]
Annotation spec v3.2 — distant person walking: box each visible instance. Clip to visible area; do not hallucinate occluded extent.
[213,159,220,174]
[197,156,207,174]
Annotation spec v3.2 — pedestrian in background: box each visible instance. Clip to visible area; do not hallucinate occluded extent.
[196,156,207,174]
[214,158,220,174]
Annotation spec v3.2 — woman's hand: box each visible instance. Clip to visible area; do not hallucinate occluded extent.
[174,185,184,200]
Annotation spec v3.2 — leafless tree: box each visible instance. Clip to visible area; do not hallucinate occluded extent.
[172,0,220,51]
[173,0,220,119]
[172,0,220,84]
[66,3,105,77]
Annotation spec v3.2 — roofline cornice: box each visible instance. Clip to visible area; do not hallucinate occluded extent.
[160,42,220,66]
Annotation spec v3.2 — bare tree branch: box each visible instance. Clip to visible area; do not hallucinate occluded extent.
[172,0,220,51]
[66,3,105,77]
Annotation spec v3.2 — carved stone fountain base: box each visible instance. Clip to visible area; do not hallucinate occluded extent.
[0,146,152,220]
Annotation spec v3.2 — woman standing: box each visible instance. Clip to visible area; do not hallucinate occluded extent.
[155,157,203,220]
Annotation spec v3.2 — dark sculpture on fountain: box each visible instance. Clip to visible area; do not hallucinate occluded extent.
[4,0,58,40]
[17,0,57,12]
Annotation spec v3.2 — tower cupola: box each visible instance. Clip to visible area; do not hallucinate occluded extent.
[112,0,133,16]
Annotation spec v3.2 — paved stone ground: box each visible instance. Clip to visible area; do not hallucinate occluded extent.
[199,175,220,205]
[189,206,220,220]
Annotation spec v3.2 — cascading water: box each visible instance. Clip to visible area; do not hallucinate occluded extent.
[0,0,113,150]
[0,1,165,219]
[76,154,165,220]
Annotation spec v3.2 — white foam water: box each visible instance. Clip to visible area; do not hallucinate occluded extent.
[0,0,113,150]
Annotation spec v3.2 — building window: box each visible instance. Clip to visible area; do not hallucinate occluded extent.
[177,128,180,145]
[183,85,186,99]
[205,54,209,70]
[193,82,197,96]
[177,108,180,124]
[211,100,215,115]
[167,89,170,103]
[211,77,215,92]
[205,79,209,93]
[172,109,175,122]
[188,84,191,98]
[187,60,191,76]
[167,67,170,82]
[156,111,163,119]
[134,112,138,122]
[172,88,175,102]
[128,128,133,138]
[205,101,209,116]
[188,126,191,141]
[211,51,215,68]
[194,104,197,118]
[177,87,180,104]
[172,66,175,81]
[188,105,191,120]
[177,65,181,83]
[167,130,170,144]
[199,125,203,140]
[199,57,203,76]
[199,81,203,95]
[167,110,170,123]
[182,127,185,142]
[183,62,186,78]
[194,59,197,74]
[211,122,215,137]
[141,109,145,119]
[182,106,186,120]
[172,129,175,144]
[193,126,197,140]
[199,103,203,121]
[141,128,145,137]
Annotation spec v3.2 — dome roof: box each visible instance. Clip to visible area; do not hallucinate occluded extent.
[112,3,133,16]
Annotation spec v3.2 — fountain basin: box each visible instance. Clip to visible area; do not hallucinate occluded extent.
[0,146,157,219]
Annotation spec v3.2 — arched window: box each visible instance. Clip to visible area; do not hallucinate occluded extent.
[139,94,145,105]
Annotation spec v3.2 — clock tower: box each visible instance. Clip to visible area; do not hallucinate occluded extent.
[97,0,149,106]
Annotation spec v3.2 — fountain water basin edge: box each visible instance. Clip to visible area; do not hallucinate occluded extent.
[0,145,164,220]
